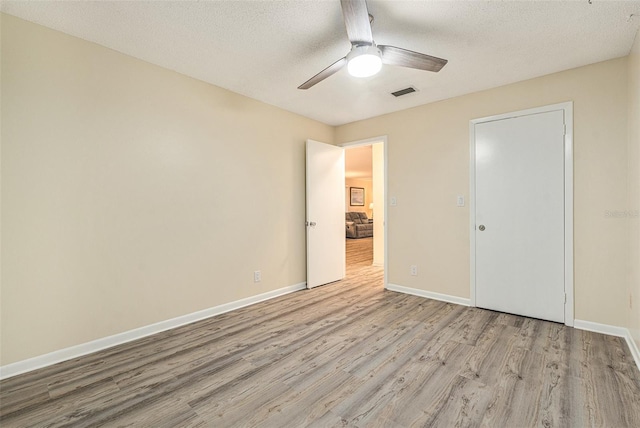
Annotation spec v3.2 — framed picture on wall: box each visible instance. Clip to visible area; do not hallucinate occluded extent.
[350,187,365,206]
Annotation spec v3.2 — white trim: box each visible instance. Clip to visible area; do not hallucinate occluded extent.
[0,282,306,380]
[469,122,477,306]
[340,136,387,148]
[469,102,574,326]
[574,320,640,371]
[386,283,471,307]
[339,135,389,288]
[626,334,640,371]
[574,319,629,337]
[563,103,574,326]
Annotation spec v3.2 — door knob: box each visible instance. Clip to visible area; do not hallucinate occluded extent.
[309,221,317,227]
[478,225,485,231]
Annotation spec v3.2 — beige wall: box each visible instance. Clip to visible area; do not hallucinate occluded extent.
[2,12,638,368]
[0,15,334,365]
[345,178,373,216]
[336,58,630,327]
[628,31,640,349]
[0,13,4,363]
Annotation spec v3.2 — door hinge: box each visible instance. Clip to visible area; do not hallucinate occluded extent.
[564,293,567,304]
[563,124,567,136]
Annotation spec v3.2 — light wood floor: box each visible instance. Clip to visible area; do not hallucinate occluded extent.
[346,236,374,267]
[2,237,640,427]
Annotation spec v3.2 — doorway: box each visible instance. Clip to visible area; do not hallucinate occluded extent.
[341,138,387,286]
[469,103,574,325]
[345,145,374,268]
[305,137,388,290]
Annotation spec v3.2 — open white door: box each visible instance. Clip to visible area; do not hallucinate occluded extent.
[306,140,345,289]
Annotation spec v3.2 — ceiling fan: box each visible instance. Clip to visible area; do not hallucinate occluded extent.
[298,0,448,90]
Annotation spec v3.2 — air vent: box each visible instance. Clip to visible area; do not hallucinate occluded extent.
[391,87,417,97]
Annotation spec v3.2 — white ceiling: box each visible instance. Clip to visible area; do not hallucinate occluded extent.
[345,145,372,179]
[2,1,640,126]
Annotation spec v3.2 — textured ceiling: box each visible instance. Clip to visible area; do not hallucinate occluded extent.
[2,1,640,126]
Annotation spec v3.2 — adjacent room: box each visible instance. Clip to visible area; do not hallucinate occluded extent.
[2,0,640,426]
[344,143,384,274]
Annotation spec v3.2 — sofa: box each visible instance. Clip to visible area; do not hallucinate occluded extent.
[345,212,373,239]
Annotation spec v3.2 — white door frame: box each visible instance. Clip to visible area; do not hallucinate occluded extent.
[339,136,389,289]
[469,102,574,326]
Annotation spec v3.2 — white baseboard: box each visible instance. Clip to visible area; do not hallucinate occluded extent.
[573,319,628,337]
[0,282,306,380]
[574,319,640,371]
[626,334,640,371]
[386,283,471,307]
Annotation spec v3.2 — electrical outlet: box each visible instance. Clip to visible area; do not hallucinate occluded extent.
[390,196,397,206]
[254,270,261,283]
[457,195,465,207]
[410,265,418,276]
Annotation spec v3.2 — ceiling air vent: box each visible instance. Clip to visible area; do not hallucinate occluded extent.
[391,86,417,97]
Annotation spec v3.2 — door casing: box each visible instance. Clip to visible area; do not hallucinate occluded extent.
[469,102,574,326]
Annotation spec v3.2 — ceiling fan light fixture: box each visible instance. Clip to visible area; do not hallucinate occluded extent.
[297,0,447,89]
[347,45,382,78]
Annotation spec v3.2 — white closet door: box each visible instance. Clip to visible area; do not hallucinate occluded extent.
[475,110,565,323]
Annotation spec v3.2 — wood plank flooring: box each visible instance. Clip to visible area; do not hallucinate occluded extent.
[2,237,640,427]
[346,236,374,267]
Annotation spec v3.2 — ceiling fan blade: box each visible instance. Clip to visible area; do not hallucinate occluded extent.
[298,57,347,90]
[341,0,373,45]
[379,45,448,72]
